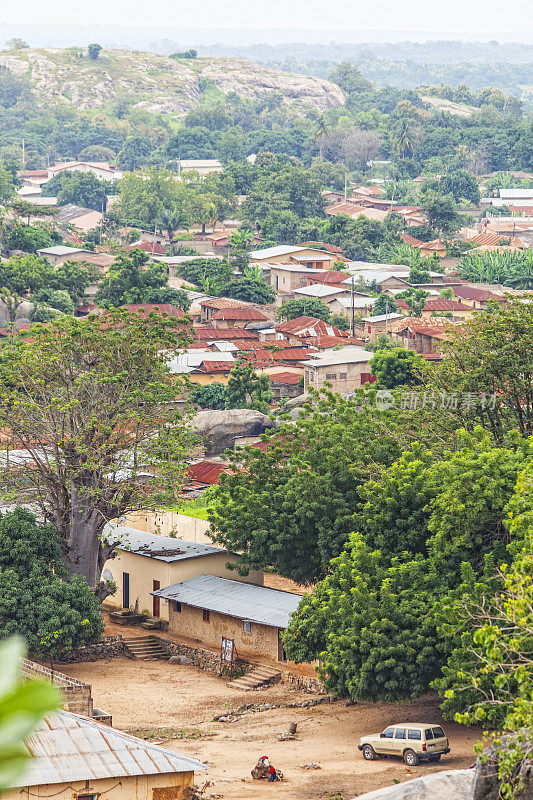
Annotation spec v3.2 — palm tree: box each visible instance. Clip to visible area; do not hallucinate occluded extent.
[390,118,419,158]
[156,206,187,242]
[314,115,329,159]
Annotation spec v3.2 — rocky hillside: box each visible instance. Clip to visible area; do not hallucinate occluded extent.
[0,48,344,114]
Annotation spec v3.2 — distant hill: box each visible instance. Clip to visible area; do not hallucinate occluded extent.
[0,48,345,114]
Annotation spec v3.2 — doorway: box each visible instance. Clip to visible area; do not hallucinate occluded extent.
[152,580,160,617]
[122,572,130,609]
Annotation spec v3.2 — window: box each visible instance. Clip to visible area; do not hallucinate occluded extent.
[432,726,445,739]
[325,373,337,380]
[243,620,252,633]
[425,728,434,740]
[408,729,422,740]
[202,609,210,622]
[338,373,347,380]
[394,728,406,739]
[76,794,98,800]
[382,728,395,738]
[173,601,181,613]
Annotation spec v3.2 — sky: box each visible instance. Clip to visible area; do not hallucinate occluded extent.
[2,0,533,40]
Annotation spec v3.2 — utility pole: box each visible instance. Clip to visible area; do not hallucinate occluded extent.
[351,277,355,336]
[21,138,26,170]
[385,300,389,336]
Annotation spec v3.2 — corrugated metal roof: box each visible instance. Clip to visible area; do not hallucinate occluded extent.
[15,710,206,787]
[153,575,302,628]
[211,308,269,321]
[103,524,226,562]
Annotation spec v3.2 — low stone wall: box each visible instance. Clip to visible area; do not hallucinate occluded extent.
[157,637,251,678]
[53,636,125,664]
[281,672,325,694]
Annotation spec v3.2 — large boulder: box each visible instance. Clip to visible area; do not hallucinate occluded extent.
[191,409,276,456]
[473,737,532,800]
[350,769,475,800]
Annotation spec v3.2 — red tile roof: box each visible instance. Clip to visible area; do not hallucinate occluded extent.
[198,361,234,373]
[419,239,446,252]
[122,304,188,318]
[299,335,365,348]
[306,270,351,286]
[298,241,344,256]
[269,372,303,385]
[276,316,350,339]
[211,307,269,321]
[201,298,253,310]
[453,286,505,302]
[192,326,259,340]
[400,233,424,247]
[185,461,235,484]
[127,241,167,255]
[396,299,470,312]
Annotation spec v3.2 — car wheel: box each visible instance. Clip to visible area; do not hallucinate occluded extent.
[362,745,376,761]
[429,754,441,762]
[403,749,419,766]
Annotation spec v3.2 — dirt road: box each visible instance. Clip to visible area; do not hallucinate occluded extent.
[61,658,481,800]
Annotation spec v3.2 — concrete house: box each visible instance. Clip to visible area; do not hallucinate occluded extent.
[36,246,93,265]
[103,526,263,620]
[354,313,404,339]
[153,574,302,662]
[251,245,337,269]
[303,346,375,393]
[4,710,205,800]
[47,161,122,182]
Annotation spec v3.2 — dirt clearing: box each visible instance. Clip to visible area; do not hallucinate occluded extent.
[61,657,481,800]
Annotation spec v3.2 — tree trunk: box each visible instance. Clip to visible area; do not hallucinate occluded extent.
[66,486,106,588]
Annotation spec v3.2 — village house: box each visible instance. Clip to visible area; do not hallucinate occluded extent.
[153,574,302,662]
[178,159,224,175]
[303,346,375,393]
[210,306,270,329]
[36,245,93,265]
[325,293,375,318]
[250,245,338,269]
[452,285,507,309]
[292,283,348,304]
[395,298,473,319]
[391,318,457,355]
[102,526,263,620]
[4,710,205,800]
[47,160,122,182]
[53,203,104,232]
[198,297,266,325]
[275,315,353,345]
[354,313,404,340]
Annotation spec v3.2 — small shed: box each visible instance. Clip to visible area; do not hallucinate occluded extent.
[4,710,205,800]
[153,574,303,662]
[103,526,263,620]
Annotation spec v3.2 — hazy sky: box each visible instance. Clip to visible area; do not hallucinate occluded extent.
[2,0,533,36]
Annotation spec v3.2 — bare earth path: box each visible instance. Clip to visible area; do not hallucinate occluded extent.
[61,658,481,800]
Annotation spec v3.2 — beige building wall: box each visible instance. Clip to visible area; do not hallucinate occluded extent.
[123,510,212,543]
[304,360,374,394]
[6,771,194,800]
[105,550,263,619]
[168,603,281,661]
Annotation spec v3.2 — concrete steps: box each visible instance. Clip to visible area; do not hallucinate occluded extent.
[228,664,282,690]
[123,635,168,660]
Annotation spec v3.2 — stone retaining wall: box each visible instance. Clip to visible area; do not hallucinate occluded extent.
[157,637,251,678]
[281,672,325,694]
[53,636,125,664]
[21,659,93,716]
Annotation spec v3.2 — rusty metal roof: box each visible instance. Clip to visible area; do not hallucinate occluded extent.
[15,710,206,787]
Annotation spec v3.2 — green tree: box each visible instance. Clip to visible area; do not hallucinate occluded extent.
[0,164,14,204]
[370,347,426,389]
[396,288,429,316]
[3,38,29,50]
[87,43,102,60]
[226,362,273,413]
[409,264,431,283]
[117,135,153,171]
[440,170,481,204]
[221,277,275,305]
[277,297,331,322]
[157,206,188,241]
[0,508,104,655]
[190,383,228,409]
[7,224,56,254]
[209,391,404,583]
[0,637,60,792]
[371,293,398,316]
[95,249,190,309]
[422,191,462,237]
[42,171,108,212]
[0,311,195,596]
[0,254,54,322]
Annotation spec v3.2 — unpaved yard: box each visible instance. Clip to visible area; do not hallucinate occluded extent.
[61,657,481,800]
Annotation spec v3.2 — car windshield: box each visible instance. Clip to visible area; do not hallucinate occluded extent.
[432,727,445,738]
[382,728,395,738]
